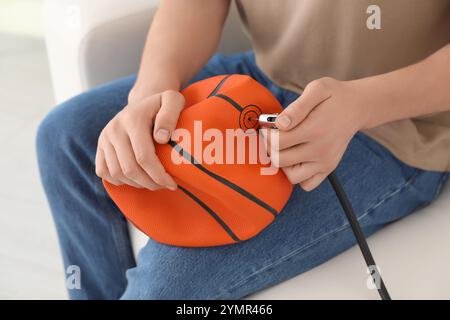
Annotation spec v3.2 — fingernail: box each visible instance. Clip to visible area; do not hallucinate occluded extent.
[167,184,177,191]
[156,129,170,142]
[277,115,291,128]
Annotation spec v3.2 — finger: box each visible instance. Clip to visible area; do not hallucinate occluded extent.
[103,174,124,186]
[95,146,108,178]
[95,148,122,186]
[277,116,319,150]
[282,162,321,184]
[153,90,185,144]
[103,142,143,189]
[110,133,164,190]
[300,172,327,192]
[274,143,316,168]
[276,80,331,131]
[128,123,178,190]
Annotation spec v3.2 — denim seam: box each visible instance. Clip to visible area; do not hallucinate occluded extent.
[432,173,449,200]
[214,170,420,299]
[363,171,419,219]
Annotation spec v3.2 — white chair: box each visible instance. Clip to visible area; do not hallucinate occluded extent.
[44,0,450,299]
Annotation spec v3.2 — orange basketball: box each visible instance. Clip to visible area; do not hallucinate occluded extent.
[103,75,294,247]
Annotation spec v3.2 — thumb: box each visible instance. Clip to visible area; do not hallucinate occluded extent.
[276,79,331,131]
[153,90,185,144]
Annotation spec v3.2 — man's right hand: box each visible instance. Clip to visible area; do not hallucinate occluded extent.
[95,90,185,191]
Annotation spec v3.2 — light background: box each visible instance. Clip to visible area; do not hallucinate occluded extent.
[0,0,45,36]
[1,0,450,300]
[0,0,67,299]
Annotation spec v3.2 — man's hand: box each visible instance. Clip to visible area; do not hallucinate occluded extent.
[95,0,231,191]
[95,90,185,191]
[269,77,366,191]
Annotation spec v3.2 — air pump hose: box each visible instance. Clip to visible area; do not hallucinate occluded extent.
[328,171,391,300]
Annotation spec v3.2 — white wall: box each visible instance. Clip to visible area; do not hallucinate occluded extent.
[0,0,45,37]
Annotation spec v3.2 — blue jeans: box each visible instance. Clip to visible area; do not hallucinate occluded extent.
[36,51,448,299]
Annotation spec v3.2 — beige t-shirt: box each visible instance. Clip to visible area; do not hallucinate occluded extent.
[236,0,450,171]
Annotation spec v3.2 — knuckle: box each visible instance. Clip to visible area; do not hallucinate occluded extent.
[97,138,107,150]
[105,126,121,141]
[109,168,122,179]
[308,77,334,95]
[308,79,326,92]
[98,130,106,142]
[135,151,149,166]
[163,89,177,96]
[95,166,106,178]
[300,182,314,192]
[102,126,112,139]
[319,76,335,84]
[108,117,121,131]
[164,89,185,105]
[286,172,299,184]
[122,165,138,178]
[151,174,166,186]
[119,111,133,125]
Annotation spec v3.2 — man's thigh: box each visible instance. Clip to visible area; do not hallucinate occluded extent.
[122,131,443,300]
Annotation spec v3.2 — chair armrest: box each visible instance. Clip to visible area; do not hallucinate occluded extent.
[44,0,158,103]
[44,0,251,103]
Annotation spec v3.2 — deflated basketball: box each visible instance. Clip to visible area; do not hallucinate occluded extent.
[103,74,294,247]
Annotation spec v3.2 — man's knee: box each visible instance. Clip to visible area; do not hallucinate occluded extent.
[38,104,77,163]
[37,104,69,156]
[36,91,110,167]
